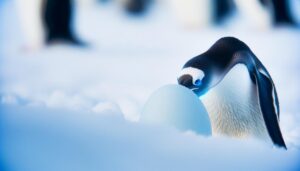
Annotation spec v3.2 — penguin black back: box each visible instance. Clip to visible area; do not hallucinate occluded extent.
[184,37,251,74]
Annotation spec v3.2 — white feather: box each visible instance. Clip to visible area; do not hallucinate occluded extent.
[201,64,271,143]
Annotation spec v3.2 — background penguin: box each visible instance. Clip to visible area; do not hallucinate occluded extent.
[124,0,150,15]
[177,37,286,149]
[42,0,83,45]
[16,0,45,49]
[269,0,297,26]
[117,0,152,16]
[213,0,298,27]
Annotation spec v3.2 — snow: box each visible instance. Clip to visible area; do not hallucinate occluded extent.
[1,0,300,170]
[1,104,299,171]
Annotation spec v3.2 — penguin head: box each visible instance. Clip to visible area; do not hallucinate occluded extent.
[177,57,214,97]
[178,37,250,96]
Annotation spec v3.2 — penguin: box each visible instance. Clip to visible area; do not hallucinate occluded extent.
[269,0,297,26]
[213,0,235,24]
[177,37,286,149]
[121,0,151,15]
[16,0,45,49]
[42,0,84,45]
[258,0,297,26]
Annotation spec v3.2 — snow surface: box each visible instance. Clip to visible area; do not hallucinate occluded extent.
[1,0,300,170]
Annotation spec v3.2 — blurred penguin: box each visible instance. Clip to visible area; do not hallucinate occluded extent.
[16,0,85,50]
[119,0,152,15]
[16,0,45,50]
[213,0,235,24]
[168,0,272,29]
[42,0,84,45]
[168,0,213,28]
[268,0,297,26]
[169,0,298,29]
[234,0,273,29]
[216,0,298,27]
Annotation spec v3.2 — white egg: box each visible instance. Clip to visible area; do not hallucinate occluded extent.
[141,84,211,136]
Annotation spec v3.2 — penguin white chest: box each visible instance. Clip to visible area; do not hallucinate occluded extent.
[201,64,270,140]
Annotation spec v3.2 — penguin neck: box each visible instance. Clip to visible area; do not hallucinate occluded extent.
[204,37,251,70]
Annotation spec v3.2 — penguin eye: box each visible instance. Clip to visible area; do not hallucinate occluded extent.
[194,79,202,86]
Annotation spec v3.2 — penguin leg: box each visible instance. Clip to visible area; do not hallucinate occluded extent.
[43,0,84,45]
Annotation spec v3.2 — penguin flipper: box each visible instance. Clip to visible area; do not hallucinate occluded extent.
[256,72,286,149]
[237,51,286,149]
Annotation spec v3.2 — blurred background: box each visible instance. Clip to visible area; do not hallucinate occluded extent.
[1,0,300,170]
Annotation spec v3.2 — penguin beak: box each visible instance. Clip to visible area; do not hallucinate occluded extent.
[177,75,194,89]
